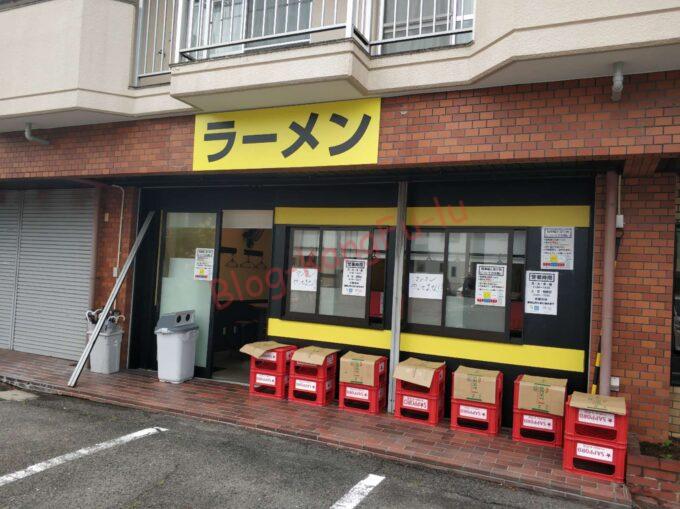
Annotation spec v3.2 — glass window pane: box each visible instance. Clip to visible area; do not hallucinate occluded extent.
[444,232,508,333]
[288,229,319,314]
[318,230,370,319]
[408,231,445,326]
[159,212,216,368]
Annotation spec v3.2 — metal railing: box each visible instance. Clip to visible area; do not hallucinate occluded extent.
[134,0,474,82]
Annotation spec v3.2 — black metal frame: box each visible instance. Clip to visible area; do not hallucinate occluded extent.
[404,226,520,343]
[282,225,388,329]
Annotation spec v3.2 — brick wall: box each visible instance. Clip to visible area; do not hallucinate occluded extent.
[0,73,679,180]
[93,186,139,366]
[380,72,680,166]
[591,164,675,442]
[627,436,680,507]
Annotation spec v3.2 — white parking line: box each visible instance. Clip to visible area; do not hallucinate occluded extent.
[0,427,167,488]
[331,474,385,509]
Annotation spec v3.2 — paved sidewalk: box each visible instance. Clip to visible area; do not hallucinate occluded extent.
[0,349,631,508]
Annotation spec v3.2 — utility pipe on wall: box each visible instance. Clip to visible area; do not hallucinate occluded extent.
[24,123,49,145]
[599,170,618,396]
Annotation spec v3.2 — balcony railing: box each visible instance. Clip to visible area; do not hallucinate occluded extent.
[134,0,474,82]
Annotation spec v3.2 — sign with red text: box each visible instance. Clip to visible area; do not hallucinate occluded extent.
[475,264,506,307]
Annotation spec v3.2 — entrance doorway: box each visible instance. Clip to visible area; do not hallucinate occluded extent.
[210,210,273,383]
[157,212,217,372]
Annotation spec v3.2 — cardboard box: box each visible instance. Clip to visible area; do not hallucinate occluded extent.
[291,346,339,366]
[339,351,384,386]
[393,357,445,388]
[569,391,627,416]
[240,340,288,359]
[453,366,500,404]
[517,375,568,416]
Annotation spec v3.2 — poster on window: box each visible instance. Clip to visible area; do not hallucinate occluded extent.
[541,227,574,270]
[342,258,367,296]
[525,271,558,315]
[193,248,214,281]
[408,273,444,300]
[290,267,318,292]
[475,264,506,307]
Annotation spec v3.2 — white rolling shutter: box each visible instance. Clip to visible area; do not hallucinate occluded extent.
[0,191,21,350]
[12,189,96,360]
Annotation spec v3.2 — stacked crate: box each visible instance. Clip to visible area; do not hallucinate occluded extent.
[338,352,388,415]
[450,366,503,436]
[512,375,567,447]
[562,392,628,483]
[241,342,297,400]
[288,347,339,406]
[394,358,446,426]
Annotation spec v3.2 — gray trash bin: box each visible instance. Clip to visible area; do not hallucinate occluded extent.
[88,321,123,374]
[155,310,199,383]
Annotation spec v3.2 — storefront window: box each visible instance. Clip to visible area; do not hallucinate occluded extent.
[406,228,522,341]
[444,232,509,332]
[407,231,445,326]
[319,230,370,319]
[285,227,387,325]
[288,229,320,314]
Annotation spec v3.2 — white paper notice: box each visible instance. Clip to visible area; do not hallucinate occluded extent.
[541,227,574,270]
[408,273,444,300]
[193,248,214,281]
[474,264,506,307]
[525,271,558,315]
[342,258,367,297]
[290,267,318,292]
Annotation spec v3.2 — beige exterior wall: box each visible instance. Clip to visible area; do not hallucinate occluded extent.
[1,0,680,130]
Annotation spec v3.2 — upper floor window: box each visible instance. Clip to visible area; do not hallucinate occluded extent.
[381,0,474,53]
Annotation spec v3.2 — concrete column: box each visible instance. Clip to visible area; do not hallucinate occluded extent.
[388,181,407,412]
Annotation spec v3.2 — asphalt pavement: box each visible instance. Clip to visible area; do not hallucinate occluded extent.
[0,385,593,509]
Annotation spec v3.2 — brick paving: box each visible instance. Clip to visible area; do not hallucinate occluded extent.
[0,349,631,507]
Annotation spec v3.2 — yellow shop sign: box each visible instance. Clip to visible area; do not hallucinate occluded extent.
[193,98,380,171]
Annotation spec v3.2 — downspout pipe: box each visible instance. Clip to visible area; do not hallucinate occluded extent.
[599,170,618,396]
[24,123,49,145]
[611,62,624,102]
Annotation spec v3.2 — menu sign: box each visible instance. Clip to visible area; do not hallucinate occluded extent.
[541,227,574,270]
[474,264,506,307]
[525,271,558,315]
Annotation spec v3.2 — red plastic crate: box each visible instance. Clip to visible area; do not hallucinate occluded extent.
[394,391,445,426]
[512,408,564,447]
[450,371,503,436]
[339,382,386,414]
[512,375,564,447]
[290,352,338,380]
[250,345,297,375]
[249,371,289,400]
[565,396,628,445]
[563,434,626,483]
[395,364,446,397]
[288,375,335,406]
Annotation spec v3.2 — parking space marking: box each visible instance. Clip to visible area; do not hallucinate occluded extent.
[0,427,167,488]
[330,474,385,509]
